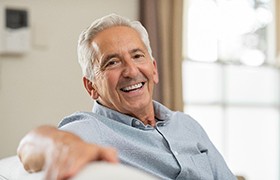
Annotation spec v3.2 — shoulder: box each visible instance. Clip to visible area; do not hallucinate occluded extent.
[171,111,208,137]
[58,111,107,144]
[58,111,102,128]
[172,111,201,126]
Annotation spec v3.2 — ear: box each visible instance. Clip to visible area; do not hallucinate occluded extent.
[83,77,99,100]
[152,59,159,84]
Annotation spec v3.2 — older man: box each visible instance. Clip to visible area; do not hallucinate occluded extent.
[18,14,237,180]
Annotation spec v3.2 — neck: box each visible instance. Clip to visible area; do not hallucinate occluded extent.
[139,116,156,127]
[132,105,156,127]
[97,100,156,126]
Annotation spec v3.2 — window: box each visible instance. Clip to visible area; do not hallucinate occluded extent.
[183,0,279,179]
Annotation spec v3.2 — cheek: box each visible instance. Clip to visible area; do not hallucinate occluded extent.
[145,64,158,83]
[102,72,119,91]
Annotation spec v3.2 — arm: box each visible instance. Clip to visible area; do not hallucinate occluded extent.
[17,125,118,180]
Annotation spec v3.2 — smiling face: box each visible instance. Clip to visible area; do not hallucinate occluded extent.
[86,26,158,119]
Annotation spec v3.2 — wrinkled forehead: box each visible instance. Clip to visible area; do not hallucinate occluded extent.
[93,26,143,48]
[90,26,147,62]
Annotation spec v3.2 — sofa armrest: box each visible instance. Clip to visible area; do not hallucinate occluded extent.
[0,156,43,180]
[0,156,157,180]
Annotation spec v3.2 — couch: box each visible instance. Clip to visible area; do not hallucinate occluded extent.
[0,155,157,180]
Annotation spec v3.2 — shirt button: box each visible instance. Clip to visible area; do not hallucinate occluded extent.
[173,151,179,156]
[135,121,140,126]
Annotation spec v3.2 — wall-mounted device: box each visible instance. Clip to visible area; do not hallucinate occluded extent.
[0,7,30,54]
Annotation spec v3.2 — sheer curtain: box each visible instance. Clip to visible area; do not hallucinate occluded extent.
[277,0,280,63]
[140,0,184,111]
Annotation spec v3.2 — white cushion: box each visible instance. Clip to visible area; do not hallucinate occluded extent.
[72,162,157,180]
[0,156,157,180]
[0,156,44,180]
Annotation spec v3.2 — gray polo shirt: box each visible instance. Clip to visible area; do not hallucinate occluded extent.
[58,101,236,180]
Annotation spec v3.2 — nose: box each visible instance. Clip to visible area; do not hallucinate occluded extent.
[122,58,139,78]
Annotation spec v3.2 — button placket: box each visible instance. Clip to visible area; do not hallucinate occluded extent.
[155,125,182,174]
[173,151,179,156]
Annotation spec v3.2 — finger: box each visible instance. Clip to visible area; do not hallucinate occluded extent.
[58,146,97,179]
[99,147,119,163]
[59,146,118,179]
[44,144,70,180]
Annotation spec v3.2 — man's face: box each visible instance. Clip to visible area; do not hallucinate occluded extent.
[90,26,158,115]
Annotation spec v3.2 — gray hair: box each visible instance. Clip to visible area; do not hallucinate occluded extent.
[77,14,153,82]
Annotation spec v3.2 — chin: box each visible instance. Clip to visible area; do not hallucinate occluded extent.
[128,100,151,109]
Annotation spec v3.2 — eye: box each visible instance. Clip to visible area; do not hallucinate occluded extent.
[104,58,120,68]
[133,53,145,59]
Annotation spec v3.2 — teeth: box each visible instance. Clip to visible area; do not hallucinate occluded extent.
[122,83,143,92]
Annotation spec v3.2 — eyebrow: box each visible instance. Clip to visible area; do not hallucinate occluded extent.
[129,48,145,54]
[103,53,119,62]
[100,48,146,65]
[105,48,144,59]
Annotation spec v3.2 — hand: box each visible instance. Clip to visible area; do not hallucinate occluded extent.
[17,125,118,180]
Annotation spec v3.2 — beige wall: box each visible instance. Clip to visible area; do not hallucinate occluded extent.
[0,0,139,158]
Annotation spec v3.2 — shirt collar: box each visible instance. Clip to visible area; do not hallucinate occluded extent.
[92,101,173,129]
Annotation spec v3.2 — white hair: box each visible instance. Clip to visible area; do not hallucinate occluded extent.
[77,14,153,82]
